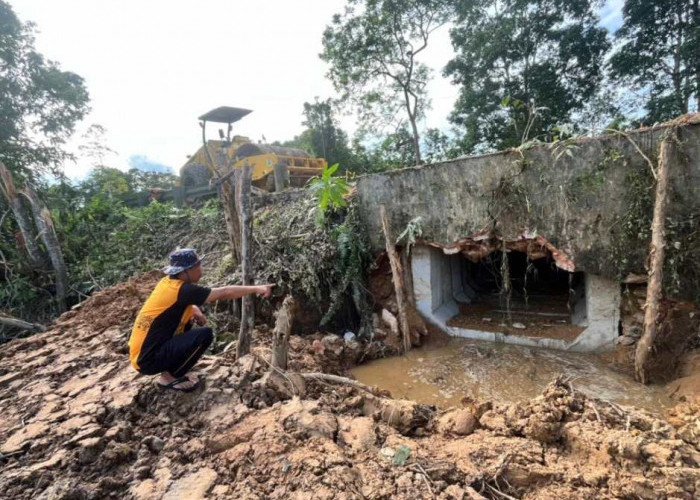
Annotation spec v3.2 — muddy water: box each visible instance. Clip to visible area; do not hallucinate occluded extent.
[351,337,672,413]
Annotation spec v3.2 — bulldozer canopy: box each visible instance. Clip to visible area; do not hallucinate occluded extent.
[199,106,252,124]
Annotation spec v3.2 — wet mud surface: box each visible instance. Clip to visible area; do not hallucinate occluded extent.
[2,273,700,499]
[352,337,672,413]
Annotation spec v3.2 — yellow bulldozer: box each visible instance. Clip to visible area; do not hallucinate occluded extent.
[180,106,327,192]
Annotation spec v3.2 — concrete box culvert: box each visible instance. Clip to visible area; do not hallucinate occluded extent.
[411,245,619,352]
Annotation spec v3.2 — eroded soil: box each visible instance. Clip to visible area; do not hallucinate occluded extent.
[2,274,700,499]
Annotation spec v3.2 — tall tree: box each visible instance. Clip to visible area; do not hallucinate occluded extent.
[0,1,89,181]
[78,124,116,169]
[321,0,451,165]
[302,99,353,169]
[609,0,699,124]
[445,0,610,152]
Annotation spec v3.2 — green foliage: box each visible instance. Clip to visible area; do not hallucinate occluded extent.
[0,1,90,181]
[248,195,373,333]
[1,172,223,327]
[396,217,423,255]
[445,0,610,153]
[322,203,373,328]
[307,163,350,220]
[423,128,463,164]
[608,164,655,278]
[302,98,361,172]
[322,0,452,164]
[609,0,699,124]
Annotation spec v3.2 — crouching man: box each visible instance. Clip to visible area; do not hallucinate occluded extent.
[128,248,273,392]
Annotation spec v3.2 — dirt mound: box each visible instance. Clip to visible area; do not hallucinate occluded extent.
[2,279,700,499]
[57,271,161,333]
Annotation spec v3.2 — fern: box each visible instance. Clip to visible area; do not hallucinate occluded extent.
[395,216,423,255]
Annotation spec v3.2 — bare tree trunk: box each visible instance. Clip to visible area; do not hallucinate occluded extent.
[635,131,675,383]
[271,296,298,370]
[380,205,411,354]
[201,128,242,266]
[0,314,46,333]
[237,164,254,359]
[0,162,45,269]
[219,179,242,265]
[403,88,422,165]
[23,186,69,313]
[694,0,700,112]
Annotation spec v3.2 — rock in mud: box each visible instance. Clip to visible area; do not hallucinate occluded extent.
[364,397,434,435]
[141,435,165,453]
[437,408,478,436]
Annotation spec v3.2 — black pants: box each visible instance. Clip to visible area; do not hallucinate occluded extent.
[139,327,213,378]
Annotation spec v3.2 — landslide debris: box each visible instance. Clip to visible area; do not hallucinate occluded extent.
[1,276,700,499]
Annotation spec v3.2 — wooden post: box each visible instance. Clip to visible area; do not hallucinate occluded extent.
[380,205,411,354]
[273,163,289,192]
[271,296,298,370]
[237,164,254,358]
[23,186,69,313]
[635,131,675,383]
[215,147,243,267]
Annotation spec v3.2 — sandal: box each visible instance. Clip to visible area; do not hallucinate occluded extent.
[156,375,200,393]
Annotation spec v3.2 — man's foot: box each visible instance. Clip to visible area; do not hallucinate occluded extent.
[157,372,198,391]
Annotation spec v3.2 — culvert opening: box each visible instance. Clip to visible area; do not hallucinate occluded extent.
[445,249,587,342]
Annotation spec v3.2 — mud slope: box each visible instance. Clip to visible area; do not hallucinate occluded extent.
[1,274,700,499]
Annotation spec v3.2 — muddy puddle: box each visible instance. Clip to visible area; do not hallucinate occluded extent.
[352,337,672,413]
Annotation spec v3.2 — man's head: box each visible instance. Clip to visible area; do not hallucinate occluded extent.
[162,248,203,283]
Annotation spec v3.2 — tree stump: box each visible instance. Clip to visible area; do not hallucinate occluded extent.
[271,296,299,370]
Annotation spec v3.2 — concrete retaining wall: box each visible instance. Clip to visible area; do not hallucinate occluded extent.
[356,119,700,285]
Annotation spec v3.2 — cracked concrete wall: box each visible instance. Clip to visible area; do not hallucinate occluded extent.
[357,120,700,285]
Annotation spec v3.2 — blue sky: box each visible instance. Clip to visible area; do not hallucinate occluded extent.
[600,0,625,32]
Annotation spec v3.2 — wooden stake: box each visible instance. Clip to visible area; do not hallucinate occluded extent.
[237,164,254,359]
[271,295,298,370]
[380,205,411,354]
[635,130,675,384]
[273,163,289,192]
[216,147,242,266]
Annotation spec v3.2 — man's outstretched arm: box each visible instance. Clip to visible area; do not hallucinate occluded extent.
[204,284,274,304]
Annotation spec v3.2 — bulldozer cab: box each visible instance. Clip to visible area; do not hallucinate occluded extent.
[191,105,326,192]
[199,106,252,145]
